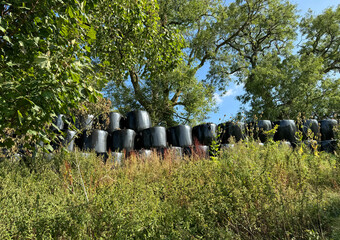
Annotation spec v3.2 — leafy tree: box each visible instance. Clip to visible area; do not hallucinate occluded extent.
[92,0,216,126]
[243,53,326,119]
[300,6,340,74]
[0,0,101,148]
[240,5,340,120]
[159,0,299,122]
[100,0,299,126]
[161,0,338,121]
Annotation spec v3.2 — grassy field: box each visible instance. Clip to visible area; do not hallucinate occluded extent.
[0,141,339,239]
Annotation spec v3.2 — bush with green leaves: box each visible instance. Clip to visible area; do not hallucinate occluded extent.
[0,0,102,150]
[0,141,339,239]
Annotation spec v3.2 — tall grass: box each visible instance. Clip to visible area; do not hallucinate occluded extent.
[0,142,339,239]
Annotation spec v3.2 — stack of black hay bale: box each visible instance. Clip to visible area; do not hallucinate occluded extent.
[48,111,338,163]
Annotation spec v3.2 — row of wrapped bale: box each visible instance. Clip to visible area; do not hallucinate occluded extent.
[218,119,338,152]
[51,111,338,157]
[51,111,210,160]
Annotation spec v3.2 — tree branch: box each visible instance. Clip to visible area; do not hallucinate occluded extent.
[171,88,182,104]
[129,70,149,108]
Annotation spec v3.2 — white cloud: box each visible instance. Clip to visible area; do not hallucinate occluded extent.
[213,84,245,105]
[222,89,235,97]
[213,93,224,105]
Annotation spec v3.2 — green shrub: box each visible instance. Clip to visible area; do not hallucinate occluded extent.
[0,143,339,239]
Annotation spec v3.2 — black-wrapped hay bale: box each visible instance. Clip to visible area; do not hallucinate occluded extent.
[142,126,167,149]
[165,147,183,160]
[320,140,338,153]
[84,130,108,153]
[219,122,246,144]
[192,123,217,146]
[273,120,297,144]
[196,145,210,159]
[301,119,319,140]
[167,125,192,147]
[319,119,337,141]
[110,129,136,152]
[126,110,151,132]
[63,130,77,152]
[80,114,94,130]
[52,114,65,132]
[257,120,272,143]
[138,149,153,159]
[108,112,125,133]
[302,140,318,152]
[107,152,124,165]
[183,145,209,159]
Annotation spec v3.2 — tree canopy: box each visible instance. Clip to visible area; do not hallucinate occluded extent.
[159,0,339,121]
[239,5,340,119]
[91,0,216,126]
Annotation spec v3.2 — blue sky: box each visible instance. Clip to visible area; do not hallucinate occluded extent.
[202,0,339,124]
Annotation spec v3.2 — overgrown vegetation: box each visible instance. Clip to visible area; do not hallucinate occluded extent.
[1,142,339,239]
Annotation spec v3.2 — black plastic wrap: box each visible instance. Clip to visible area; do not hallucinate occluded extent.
[167,125,192,147]
[219,122,246,144]
[256,120,272,143]
[301,119,319,140]
[319,119,337,141]
[192,123,217,145]
[78,115,94,130]
[108,112,125,132]
[134,132,144,150]
[83,130,108,153]
[220,144,235,150]
[183,145,209,158]
[80,132,90,150]
[97,152,109,161]
[273,120,297,144]
[142,126,167,149]
[62,115,77,130]
[279,141,292,147]
[320,140,338,153]
[303,140,318,151]
[110,129,136,152]
[196,145,209,158]
[75,131,85,150]
[126,110,151,132]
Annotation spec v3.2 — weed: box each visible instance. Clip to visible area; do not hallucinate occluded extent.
[0,142,339,239]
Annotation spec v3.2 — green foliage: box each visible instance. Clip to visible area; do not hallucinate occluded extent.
[0,0,102,148]
[103,0,302,126]
[160,0,338,121]
[0,143,339,239]
[263,124,279,144]
[300,6,340,74]
[244,53,337,119]
[69,97,112,131]
[237,5,340,120]
[158,0,301,123]
[90,0,212,126]
[210,124,223,161]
